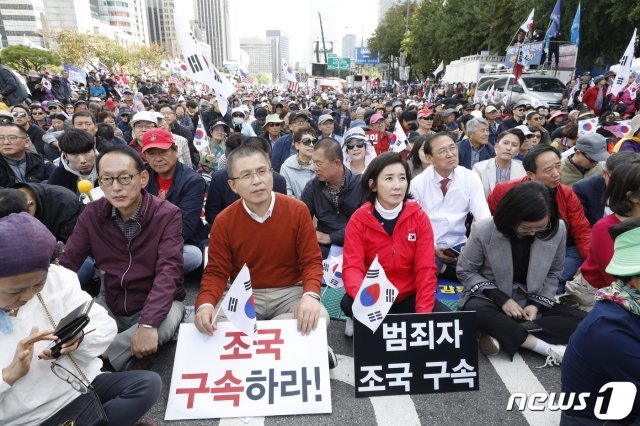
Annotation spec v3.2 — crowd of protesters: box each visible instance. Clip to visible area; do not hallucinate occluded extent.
[1,60,640,424]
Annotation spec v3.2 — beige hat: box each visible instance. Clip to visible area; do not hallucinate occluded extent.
[263,113,284,127]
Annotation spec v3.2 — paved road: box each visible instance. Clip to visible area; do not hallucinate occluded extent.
[142,279,562,426]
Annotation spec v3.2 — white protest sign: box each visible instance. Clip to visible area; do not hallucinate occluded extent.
[165,320,332,420]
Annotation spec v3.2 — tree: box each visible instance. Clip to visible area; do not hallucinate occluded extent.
[52,30,101,69]
[0,45,61,75]
[368,2,416,62]
[129,44,167,73]
[256,72,271,84]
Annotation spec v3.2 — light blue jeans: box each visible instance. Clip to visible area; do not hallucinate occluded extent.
[183,244,203,274]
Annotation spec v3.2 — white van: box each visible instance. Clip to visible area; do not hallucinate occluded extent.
[476,73,566,108]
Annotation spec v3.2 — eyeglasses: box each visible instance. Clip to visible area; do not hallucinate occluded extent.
[420,116,434,121]
[12,112,27,118]
[299,137,317,146]
[32,111,46,116]
[229,167,272,182]
[516,221,551,235]
[0,135,27,143]
[48,106,59,110]
[267,123,282,127]
[51,362,89,394]
[346,142,365,150]
[134,124,156,131]
[434,145,458,156]
[98,173,140,187]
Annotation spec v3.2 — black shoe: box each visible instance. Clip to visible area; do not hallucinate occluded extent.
[328,346,338,369]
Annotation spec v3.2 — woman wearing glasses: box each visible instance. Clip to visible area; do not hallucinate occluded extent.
[0,213,160,425]
[280,129,317,199]
[458,181,586,364]
[342,126,376,174]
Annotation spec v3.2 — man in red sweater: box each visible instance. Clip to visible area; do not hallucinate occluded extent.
[488,144,591,289]
[194,144,336,366]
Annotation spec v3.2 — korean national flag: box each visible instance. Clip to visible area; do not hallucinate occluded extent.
[351,256,398,333]
[221,264,256,338]
[322,255,344,289]
[193,117,209,152]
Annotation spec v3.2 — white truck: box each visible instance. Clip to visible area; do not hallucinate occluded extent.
[442,54,507,84]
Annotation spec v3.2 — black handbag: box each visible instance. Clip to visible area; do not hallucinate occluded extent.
[37,294,109,426]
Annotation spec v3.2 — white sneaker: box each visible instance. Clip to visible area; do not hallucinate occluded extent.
[344,317,354,337]
[538,344,566,368]
[478,334,500,356]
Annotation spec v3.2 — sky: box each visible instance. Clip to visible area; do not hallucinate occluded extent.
[188,0,379,68]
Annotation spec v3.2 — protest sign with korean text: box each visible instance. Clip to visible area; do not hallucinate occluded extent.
[165,320,332,420]
[354,312,478,398]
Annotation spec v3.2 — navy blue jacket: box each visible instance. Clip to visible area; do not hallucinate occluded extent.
[271,133,295,173]
[457,138,496,170]
[301,167,364,258]
[145,162,208,246]
[204,168,287,225]
[561,300,640,422]
[0,152,54,187]
[572,175,606,227]
[47,163,93,194]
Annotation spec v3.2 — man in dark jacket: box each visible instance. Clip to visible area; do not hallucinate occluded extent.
[47,128,98,195]
[497,99,528,133]
[457,117,496,170]
[0,64,29,106]
[49,74,69,103]
[141,128,207,274]
[271,111,311,172]
[11,104,46,155]
[60,144,186,371]
[2,183,83,243]
[302,138,364,258]
[0,123,54,187]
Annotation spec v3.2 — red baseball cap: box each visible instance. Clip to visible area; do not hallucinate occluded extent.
[417,108,434,118]
[141,128,174,152]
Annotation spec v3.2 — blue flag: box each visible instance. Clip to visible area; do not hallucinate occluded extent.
[545,0,561,50]
[571,3,581,46]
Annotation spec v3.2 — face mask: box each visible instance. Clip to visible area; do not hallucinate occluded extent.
[233,117,244,126]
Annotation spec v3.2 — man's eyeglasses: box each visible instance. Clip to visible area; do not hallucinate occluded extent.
[0,135,27,143]
[346,142,365,150]
[51,361,89,394]
[134,124,156,131]
[12,112,27,118]
[229,167,272,182]
[434,145,458,156]
[98,173,140,187]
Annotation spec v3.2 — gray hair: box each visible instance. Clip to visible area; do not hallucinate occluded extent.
[466,117,489,135]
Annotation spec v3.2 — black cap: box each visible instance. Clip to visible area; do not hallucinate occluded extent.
[254,107,268,119]
[288,111,310,124]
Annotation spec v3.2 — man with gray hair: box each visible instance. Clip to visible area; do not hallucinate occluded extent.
[457,117,495,170]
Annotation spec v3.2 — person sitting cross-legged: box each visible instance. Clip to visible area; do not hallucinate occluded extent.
[60,144,186,371]
[341,153,448,337]
[194,144,337,368]
[458,181,587,364]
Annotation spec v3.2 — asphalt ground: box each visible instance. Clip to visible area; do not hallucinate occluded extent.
[141,274,562,426]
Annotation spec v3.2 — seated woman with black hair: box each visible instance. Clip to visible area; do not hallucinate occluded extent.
[458,181,587,364]
[561,217,640,424]
[342,153,447,337]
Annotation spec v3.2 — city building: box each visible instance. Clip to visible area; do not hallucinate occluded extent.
[266,30,289,83]
[146,0,179,56]
[194,0,230,67]
[98,0,149,45]
[342,34,356,59]
[239,37,273,78]
[0,0,47,48]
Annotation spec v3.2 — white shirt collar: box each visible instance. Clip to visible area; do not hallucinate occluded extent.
[242,192,276,223]
[432,167,456,183]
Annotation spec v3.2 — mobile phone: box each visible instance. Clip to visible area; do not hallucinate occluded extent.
[443,247,460,257]
[521,321,543,333]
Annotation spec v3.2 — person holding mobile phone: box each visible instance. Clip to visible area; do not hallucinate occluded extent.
[0,213,161,425]
[458,181,587,365]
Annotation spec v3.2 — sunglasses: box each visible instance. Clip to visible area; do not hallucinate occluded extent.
[49,106,59,110]
[299,137,317,146]
[420,116,434,120]
[267,123,282,127]
[346,142,365,150]
[12,112,27,118]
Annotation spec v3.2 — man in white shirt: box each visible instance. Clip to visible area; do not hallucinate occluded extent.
[410,133,491,279]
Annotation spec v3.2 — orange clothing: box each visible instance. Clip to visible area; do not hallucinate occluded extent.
[196,193,323,308]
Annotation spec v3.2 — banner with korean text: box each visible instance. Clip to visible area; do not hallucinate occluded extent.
[165,320,332,420]
[354,312,478,397]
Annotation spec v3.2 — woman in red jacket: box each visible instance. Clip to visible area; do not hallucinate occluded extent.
[341,152,446,337]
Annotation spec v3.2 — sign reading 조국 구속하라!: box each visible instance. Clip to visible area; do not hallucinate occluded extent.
[165,320,332,420]
[354,312,479,398]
